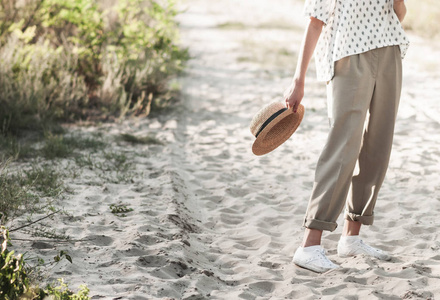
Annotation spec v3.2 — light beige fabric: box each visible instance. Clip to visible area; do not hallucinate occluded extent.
[304,46,402,232]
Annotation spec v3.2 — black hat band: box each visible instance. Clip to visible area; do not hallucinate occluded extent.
[255,108,288,138]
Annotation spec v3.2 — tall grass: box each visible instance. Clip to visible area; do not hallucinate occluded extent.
[0,37,89,134]
[0,0,188,136]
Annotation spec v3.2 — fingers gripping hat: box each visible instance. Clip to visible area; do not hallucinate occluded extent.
[250,102,304,156]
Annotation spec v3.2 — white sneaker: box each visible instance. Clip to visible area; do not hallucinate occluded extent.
[293,245,340,273]
[337,236,391,261]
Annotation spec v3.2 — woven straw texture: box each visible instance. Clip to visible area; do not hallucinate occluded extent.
[251,103,304,156]
[250,102,286,137]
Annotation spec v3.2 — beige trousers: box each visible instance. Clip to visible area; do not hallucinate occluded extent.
[304,46,403,232]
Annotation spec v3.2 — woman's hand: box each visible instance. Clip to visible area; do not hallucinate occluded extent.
[284,78,305,113]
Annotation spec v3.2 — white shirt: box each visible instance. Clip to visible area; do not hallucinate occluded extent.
[304,0,410,81]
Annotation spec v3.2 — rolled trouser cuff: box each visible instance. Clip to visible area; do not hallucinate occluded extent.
[303,218,338,232]
[345,212,374,225]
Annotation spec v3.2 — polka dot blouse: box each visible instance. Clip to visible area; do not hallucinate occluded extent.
[304,0,410,82]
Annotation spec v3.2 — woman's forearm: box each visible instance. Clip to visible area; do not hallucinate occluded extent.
[293,17,324,84]
[394,0,407,22]
[285,17,323,111]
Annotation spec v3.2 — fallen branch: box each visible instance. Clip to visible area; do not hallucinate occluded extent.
[11,238,91,243]
[9,210,61,232]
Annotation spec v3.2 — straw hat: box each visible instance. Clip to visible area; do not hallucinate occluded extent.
[250,101,304,156]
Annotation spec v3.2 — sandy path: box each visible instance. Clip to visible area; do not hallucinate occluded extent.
[171,0,440,298]
[12,0,440,299]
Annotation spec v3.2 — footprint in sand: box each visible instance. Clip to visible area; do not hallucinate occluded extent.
[248,281,275,294]
[150,260,194,279]
[257,261,281,269]
[137,255,168,268]
[85,235,114,246]
[135,235,159,246]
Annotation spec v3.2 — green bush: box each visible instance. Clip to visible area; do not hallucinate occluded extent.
[0,0,188,135]
[0,228,30,299]
[0,35,89,134]
[1,227,90,299]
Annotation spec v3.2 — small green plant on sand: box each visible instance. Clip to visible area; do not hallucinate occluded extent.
[40,132,106,159]
[102,151,132,173]
[41,133,74,160]
[21,164,64,198]
[63,134,106,153]
[110,204,133,217]
[43,279,90,300]
[119,133,164,145]
[0,161,39,223]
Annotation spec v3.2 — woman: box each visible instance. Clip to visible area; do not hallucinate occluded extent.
[285,0,409,272]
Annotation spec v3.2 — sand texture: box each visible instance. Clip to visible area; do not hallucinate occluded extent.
[11,0,440,299]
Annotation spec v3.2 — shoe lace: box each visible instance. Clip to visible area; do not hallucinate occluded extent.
[313,248,334,266]
[358,239,380,253]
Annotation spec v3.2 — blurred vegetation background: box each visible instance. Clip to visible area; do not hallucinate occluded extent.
[0,0,188,136]
[405,0,440,39]
[0,0,435,138]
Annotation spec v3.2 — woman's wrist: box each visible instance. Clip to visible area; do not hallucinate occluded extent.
[293,75,305,86]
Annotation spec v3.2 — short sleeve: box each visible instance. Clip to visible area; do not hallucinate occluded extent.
[303,0,333,25]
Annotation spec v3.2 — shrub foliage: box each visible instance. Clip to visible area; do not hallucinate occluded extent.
[0,228,29,299]
[0,0,187,135]
[1,227,90,299]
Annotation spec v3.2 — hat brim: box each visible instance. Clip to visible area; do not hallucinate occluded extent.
[252,104,304,156]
